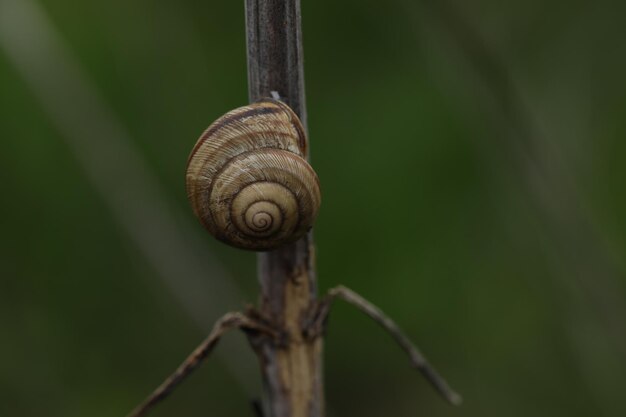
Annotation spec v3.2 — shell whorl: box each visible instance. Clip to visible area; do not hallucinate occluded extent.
[186,99,321,251]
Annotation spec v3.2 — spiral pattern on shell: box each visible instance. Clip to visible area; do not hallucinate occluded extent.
[186,99,321,251]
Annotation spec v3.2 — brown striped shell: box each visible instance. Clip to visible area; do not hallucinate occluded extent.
[186,99,321,251]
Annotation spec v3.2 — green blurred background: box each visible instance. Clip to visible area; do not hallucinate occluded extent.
[2,0,626,416]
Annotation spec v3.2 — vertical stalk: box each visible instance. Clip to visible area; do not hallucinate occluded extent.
[245,1,323,417]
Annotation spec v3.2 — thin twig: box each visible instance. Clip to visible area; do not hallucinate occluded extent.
[316,286,462,406]
[246,2,323,417]
[127,312,271,417]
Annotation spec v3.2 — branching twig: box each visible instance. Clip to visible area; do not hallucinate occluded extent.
[313,286,462,406]
[127,312,273,417]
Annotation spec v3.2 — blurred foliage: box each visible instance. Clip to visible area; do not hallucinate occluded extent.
[2,0,626,416]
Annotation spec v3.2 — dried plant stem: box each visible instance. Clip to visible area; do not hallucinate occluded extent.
[246,1,323,417]
[126,312,273,417]
[313,286,462,406]
[126,0,463,415]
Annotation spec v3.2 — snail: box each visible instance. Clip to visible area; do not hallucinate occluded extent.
[186,98,321,251]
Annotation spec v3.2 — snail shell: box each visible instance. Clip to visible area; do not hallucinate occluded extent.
[186,99,321,251]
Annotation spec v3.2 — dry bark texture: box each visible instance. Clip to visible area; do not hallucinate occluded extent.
[245,1,322,417]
